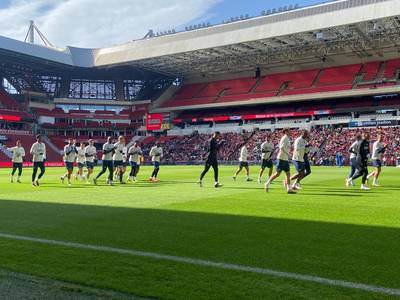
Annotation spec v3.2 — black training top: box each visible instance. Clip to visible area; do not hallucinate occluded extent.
[207,138,220,160]
[358,139,370,161]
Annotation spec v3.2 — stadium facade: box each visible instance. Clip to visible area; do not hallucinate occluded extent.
[1,0,400,165]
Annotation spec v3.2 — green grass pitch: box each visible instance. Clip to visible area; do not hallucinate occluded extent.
[0,165,399,299]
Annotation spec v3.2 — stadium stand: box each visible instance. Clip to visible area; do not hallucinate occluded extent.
[138,126,400,166]
[361,61,381,81]
[383,59,400,79]
[0,89,20,110]
[161,60,400,109]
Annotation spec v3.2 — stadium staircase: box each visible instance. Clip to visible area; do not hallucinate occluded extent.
[0,146,12,160]
[125,136,142,149]
[42,136,63,161]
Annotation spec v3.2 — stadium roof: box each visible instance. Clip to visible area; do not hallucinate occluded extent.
[1,0,400,78]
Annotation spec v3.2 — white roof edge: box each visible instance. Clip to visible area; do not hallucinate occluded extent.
[0,0,397,68]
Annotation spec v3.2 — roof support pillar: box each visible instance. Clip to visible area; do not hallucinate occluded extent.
[115,78,125,101]
[59,76,71,98]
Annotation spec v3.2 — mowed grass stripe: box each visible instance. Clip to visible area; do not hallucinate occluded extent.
[1,232,400,297]
[1,166,400,298]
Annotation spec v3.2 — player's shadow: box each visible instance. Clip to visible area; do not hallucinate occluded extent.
[222,186,264,191]
[300,192,363,197]
[0,199,400,299]
[0,199,399,297]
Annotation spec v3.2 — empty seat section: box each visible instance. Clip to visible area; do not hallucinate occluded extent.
[285,69,319,89]
[0,89,20,110]
[362,62,381,81]
[383,59,400,79]
[317,64,361,86]
[224,78,257,95]
[255,74,286,92]
[197,82,227,97]
[174,83,206,99]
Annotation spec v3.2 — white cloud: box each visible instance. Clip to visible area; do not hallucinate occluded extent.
[0,0,220,48]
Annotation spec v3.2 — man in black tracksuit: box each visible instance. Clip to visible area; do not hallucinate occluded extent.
[347,132,370,190]
[198,132,223,188]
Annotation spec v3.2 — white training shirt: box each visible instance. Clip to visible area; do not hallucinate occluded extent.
[63,144,77,163]
[128,145,142,162]
[8,146,25,163]
[292,137,307,162]
[372,141,384,160]
[277,135,290,161]
[261,141,274,160]
[77,148,86,164]
[102,142,115,161]
[239,146,248,162]
[30,142,46,162]
[85,145,97,163]
[349,140,360,159]
[113,142,125,161]
[150,146,163,162]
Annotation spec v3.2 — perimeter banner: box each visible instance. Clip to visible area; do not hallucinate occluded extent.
[348,120,398,127]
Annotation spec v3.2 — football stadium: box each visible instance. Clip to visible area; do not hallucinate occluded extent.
[1,0,400,298]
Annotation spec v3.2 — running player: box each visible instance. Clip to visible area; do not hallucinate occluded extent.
[149,142,163,182]
[367,134,387,187]
[84,139,97,183]
[128,141,142,182]
[258,134,274,184]
[4,140,25,183]
[113,136,126,184]
[291,141,312,188]
[233,141,252,182]
[198,132,223,188]
[75,142,86,180]
[290,130,309,190]
[30,134,46,187]
[264,128,296,194]
[347,134,361,186]
[94,136,115,186]
[347,132,370,190]
[61,138,77,186]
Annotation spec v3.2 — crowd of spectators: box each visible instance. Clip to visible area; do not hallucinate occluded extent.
[141,126,400,166]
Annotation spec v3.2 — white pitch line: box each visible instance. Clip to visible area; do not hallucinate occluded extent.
[0,232,399,297]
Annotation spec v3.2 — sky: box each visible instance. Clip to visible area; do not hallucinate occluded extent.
[0,0,329,48]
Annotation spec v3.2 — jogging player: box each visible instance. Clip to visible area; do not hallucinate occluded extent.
[94,136,115,185]
[264,128,296,194]
[30,134,46,186]
[75,142,86,180]
[128,141,142,182]
[290,130,309,190]
[233,141,252,182]
[198,132,223,188]
[4,140,25,183]
[84,139,97,183]
[61,138,78,186]
[367,134,387,187]
[258,134,274,183]
[347,132,371,190]
[347,134,361,186]
[113,136,126,184]
[149,142,163,182]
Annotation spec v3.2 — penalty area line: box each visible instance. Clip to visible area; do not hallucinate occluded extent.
[0,232,399,296]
